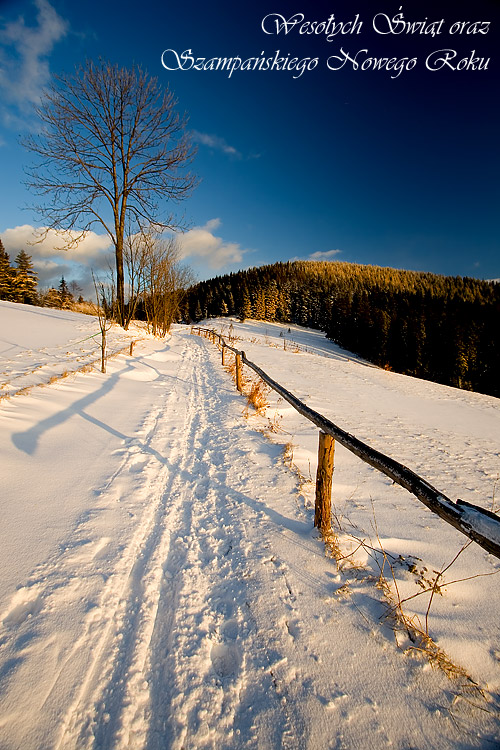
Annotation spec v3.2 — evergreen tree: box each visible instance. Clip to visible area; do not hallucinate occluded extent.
[58,276,72,308]
[0,239,14,300]
[239,290,252,321]
[183,259,500,398]
[14,250,38,304]
[42,288,63,308]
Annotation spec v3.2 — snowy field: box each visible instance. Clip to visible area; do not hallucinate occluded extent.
[0,301,499,749]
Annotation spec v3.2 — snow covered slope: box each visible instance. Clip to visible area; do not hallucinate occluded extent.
[0,303,498,749]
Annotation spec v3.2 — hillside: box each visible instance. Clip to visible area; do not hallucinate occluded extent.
[182,261,500,398]
[0,302,499,748]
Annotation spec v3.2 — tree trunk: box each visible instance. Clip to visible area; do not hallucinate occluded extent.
[101,330,106,373]
[115,239,125,328]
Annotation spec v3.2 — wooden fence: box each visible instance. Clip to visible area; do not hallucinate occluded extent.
[191,326,500,560]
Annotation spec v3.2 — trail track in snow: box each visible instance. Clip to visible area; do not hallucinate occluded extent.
[0,327,499,749]
[51,334,310,749]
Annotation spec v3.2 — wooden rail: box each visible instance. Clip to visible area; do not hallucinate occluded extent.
[191,326,500,560]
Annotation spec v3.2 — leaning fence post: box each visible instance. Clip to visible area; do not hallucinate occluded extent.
[315,431,335,532]
[235,352,243,392]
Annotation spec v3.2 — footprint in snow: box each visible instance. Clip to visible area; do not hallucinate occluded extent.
[2,585,44,628]
[210,642,241,679]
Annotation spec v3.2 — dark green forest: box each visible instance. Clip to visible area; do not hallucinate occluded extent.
[181,261,500,398]
[0,240,38,304]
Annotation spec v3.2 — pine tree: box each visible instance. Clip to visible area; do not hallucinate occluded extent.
[194,299,203,321]
[58,276,72,308]
[0,239,15,300]
[42,288,63,308]
[14,250,38,304]
[239,290,252,321]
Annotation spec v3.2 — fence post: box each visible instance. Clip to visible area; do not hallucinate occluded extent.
[315,431,335,532]
[235,352,243,392]
[129,340,135,356]
[222,344,226,365]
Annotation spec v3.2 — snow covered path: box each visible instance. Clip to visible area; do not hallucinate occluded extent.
[0,315,499,748]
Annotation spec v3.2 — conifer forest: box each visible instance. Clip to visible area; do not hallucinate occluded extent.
[181,261,500,398]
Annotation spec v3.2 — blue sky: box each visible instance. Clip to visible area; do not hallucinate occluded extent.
[0,0,498,294]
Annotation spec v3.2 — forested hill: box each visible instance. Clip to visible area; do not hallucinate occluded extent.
[181,261,500,398]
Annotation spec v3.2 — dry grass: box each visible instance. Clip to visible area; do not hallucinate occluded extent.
[327,511,497,706]
[48,370,70,385]
[196,323,498,720]
[0,353,120,402]
[245,378,269,415]
[70,300,98,316]
[223,355,237,383]
[266,408,285,434]
[11,385,34,397]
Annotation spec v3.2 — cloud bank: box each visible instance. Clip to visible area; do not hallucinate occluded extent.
[175,219,247,269]
[1,224,113,293]
[1,219,248,293]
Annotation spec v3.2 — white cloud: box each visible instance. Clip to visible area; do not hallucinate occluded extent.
[1,224,113,296]
[0,0,67,125]
[1,220,247,292]
[204,218,221,232]
[191,130,241,158]
[308,249,342,261]
[174,219,247,269]
[290,249,342,263]
[1,224,113,262]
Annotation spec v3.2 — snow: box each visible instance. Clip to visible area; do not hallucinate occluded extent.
[0,302,499,748]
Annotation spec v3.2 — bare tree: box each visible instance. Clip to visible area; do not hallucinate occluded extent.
[123,229,149,329]
[23,60,197,328]
[92,271,113,374]
[139,229,194,337]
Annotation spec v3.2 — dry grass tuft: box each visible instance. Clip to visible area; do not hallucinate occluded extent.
[223,356,237,383]
[321,527,344,565]
[14,385,33,397]
[245,378,269,415]
[315,505,489,694]
[69,300,98,316]
[48,370,70,385]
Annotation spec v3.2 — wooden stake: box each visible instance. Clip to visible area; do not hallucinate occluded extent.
[129,340,135,356]
[222,345,226,365]
[235,352,243,392]
[315,431,335,532]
